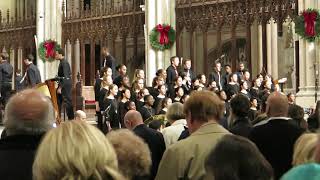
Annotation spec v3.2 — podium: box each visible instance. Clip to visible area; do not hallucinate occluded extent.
[35,78,61,125]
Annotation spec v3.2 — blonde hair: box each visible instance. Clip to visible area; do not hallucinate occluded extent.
[106,129,151,179]
[33,121,124,180]
[292,133,318,166]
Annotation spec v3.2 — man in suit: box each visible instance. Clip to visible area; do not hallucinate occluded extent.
[23,54,41,87]
[124,110,165,179]
[101,47,116,79]
[0,52,13,106]
[209,62,224,90]
[156,91,230,180]
[113,64,127,87]
[249,92,304,179]
[180,59,195,85]
[0,89,54,180]
[55,48,74,120]
[166,56,180,98]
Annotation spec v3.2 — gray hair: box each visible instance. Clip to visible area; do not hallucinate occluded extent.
[4,97,55,136]
[166,102,185,122]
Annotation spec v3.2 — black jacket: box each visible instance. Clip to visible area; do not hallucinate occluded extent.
[229,117,252,138]
[133,124,165,180]
[58,59,72,88]
[166,65,178,85]
[249,118,304,179]
[26,63,41,87]
[102,55,116,79]
[0,61,13,84]
[0,134,44,180]
[209,71,224,90]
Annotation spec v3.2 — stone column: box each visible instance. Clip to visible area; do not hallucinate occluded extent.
[75,39,80,75]
[36,0,63,80]
[145,0,176,86]
[266,22,272,75]
[66,39,72,66]
[257,23,263,72]
[296,0,320,107]
[271,19,278,79]
[9,48,15,89]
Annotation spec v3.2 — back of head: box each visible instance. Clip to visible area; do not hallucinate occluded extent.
[33,121,123,180]
[107,129,151,179]
[4,89,55,136]
[166,102,185,123]
[75,110,86,121]
[293,133,318,166]
[281,163,320,180]
[124,110,144,129]
[230,94,250,118]
[184,90,224,123]
[205,135,273,180]
[27,54,34,62]
[266,92,289,117]
[1,52,9,60]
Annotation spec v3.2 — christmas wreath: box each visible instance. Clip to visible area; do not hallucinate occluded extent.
[149,24,176,51]
[38,39,61,62]
[295,9,320,42]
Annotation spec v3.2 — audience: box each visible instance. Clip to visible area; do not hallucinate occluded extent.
[156,91,229,179]
[205,134,273,180]
[249,92,304,179]
[107,129,151,180]
[162,102,186,148]
[33,120,124,180]
[124,110,165,179]
[288,104,307,131]
[75,110,87,121]
[0,89,55,180]
[292,133,318,166]
[229,94,252,138]
[307,101,320,132]
[281,163,320,180]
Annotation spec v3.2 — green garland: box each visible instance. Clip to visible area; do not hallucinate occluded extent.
[295,8,320,42]
[149,24,176,51]
[38,39,61,62]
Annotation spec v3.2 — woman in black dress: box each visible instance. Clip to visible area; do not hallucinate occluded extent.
[103,84,119,130]
[173,87,184,103]
[118,88,131,128]
[154,84,167,113]
[158,97,172,115]
[139,95,155,121]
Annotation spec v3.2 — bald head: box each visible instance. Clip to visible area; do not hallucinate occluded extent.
[124,110,143,129]
[4,89,55,136]
[266,92,289,118]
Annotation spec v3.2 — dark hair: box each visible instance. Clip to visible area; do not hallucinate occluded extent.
[250,97,257,103]
[26,54,34,62]
[1,52,9,60]
[224,64,231,68]
[149,120,162,130]
[230,94,250,117]
[170,56,179,63]
[183,59,191,64]
[143,95,153,102]
[56,48,64,56]
[205,135,273,180]
[120,88,130,99]
[288,104,306,130]
[124,101,135,111]
[287,92,294,98]
[116,64,125,71]
[156,69,165,77]
[16,69,21,74]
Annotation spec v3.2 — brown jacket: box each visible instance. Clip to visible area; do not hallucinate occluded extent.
[155,122,230,180]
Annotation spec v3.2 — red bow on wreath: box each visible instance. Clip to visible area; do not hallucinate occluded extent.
[44,41,56,58]
[303,11,318,37]
[156,24,171,45]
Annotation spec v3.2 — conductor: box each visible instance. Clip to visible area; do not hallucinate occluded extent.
[23,54,41,87]
[55,48,74,120]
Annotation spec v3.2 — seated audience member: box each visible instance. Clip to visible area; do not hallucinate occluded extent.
[0,89,55,180]
[162,102,186,147]
[281,163,320,180]
[124,110,165,179]
[156,91,230,180]
[33,121,124,180]
[205,135,273,180]
[148,120,163,132]
[288,104,307,131]
[107,129,152,180]
[308,101,320,132]
[229,94,252,138]
[249,92,304,179]
[75,110,86,121]
[292,133,318,166]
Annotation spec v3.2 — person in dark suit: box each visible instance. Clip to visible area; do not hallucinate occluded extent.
[166,56,180,98]
[229,94,252,138]
[14,69,24,91]
[0,89,54,180]
[124,110,165,180]
[101,47,116,79]
[55,48,74,120]
[180,59,195,87]
[23,54,41,87]
[113,64,127,87]
[0,52,13,106]
[209,62,224,90]
[249,92,304,179]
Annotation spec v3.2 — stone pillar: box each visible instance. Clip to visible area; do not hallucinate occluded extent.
[257,23,263,72]
[296,0,320,107]
[9,48,15,89]
[145,0,176,86]
[36,0,63,80]
[75,39,80,75]
[266,22,272,75]
[271,19,278,79]
[66,39,72,66]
